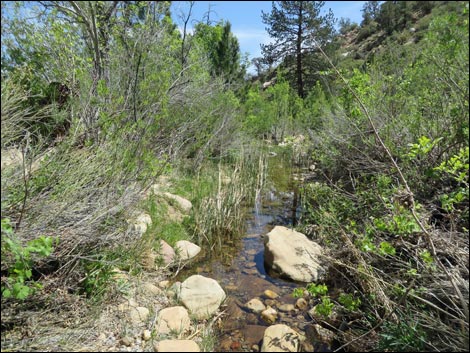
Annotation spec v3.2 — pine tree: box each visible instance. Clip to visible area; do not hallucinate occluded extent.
[261,1,335,98]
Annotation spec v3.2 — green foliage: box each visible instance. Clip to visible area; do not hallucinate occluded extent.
[435,147,469,184]
[374,207,421,236]
[293,283,334,318]
[261,1,335,97]
[241,77,298,140]
[81,260,114,300]
[295,81,329,130]
[361,1,380,26]
[190,154,263,251]
[338,292,362,311]
[339,68,372,121]
[338,17,359,35]
[296,4,468,351]
[378,241,396,256]
[306,283,329,297]
[292,287,305,298]
[405,136,443,160]
[315,296,335,318]
[355,21,378,42]
[299,181,355,243]
[193,21,244,82]
[379,319,426,352]
[1,218,55,300]
[435,147,469,213]
[419,250,434,267]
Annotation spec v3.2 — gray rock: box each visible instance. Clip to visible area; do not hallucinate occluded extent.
[261,324,300,352]
[158,280,170,289]
[175,240,201,261]
[264,226,324,282]
[129,306,149,324]
[129,213,152,236]
[120,336,133,347]
[264,290,279,299]
[295,298,308,310]
[261,307,278,325]
[141,282,162,297]
[180,275,226,319]
[245,298,266,314]
[309,324,335,346]
[162,193,192,213]
[156,306,191,335]
[278,304,295,312]
[142,329,152,341]
[167,281,182,301]
[159,240,176,265]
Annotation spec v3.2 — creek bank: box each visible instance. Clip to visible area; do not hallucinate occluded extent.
[104,158,335,352]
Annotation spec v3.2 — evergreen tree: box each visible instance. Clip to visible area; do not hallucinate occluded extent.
[193,20,243,83]
[361,1,381,25]
[261,1,335,98]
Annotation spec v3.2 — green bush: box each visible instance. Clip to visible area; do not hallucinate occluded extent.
[338,292,362,311]
[1,218,55,300]
[355,21,378,42]
[379,320,426,352]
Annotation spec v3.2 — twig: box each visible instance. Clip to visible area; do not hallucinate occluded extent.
[17,133,31,230]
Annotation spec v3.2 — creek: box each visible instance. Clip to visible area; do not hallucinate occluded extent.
[176,153,318,351]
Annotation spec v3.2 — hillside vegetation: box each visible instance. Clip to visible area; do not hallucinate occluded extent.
[1,1,468,351]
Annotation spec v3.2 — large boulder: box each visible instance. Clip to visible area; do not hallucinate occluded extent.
[264,226,324,283]
[180,275,226,320]
[142,240,176,270]
[261,324,300,352]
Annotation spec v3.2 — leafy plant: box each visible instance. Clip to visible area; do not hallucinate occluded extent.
[405,136,443,160]
[81,261,114,300]
[338,293,362,311]
[292,287,305,298]
[306,283,329,297]
[435,147,469,213]
[1,218,55,300]
[419,250,434,268]
[379,320,426,352]
[378,241,396,256]
[315,296,335,318]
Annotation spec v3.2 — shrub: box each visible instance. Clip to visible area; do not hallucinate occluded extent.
[1,218,55,300]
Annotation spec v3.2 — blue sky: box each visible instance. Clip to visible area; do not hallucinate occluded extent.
[171,1,367,68]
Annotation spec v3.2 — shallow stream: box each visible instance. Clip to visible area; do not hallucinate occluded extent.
[176,154,317,351]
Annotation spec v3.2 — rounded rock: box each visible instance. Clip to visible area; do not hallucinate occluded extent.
[180,275,226,320]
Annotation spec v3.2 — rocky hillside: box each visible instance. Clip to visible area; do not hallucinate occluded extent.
[335,1,465,67]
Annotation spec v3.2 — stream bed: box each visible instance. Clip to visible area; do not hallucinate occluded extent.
[175,155,325,352]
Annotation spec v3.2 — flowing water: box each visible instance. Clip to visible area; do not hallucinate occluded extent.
[176,154,315,351]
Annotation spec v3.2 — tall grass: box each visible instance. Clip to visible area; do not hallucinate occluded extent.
[187,146,267,253]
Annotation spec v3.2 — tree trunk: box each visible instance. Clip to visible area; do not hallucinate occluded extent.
[296,4,304,98]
